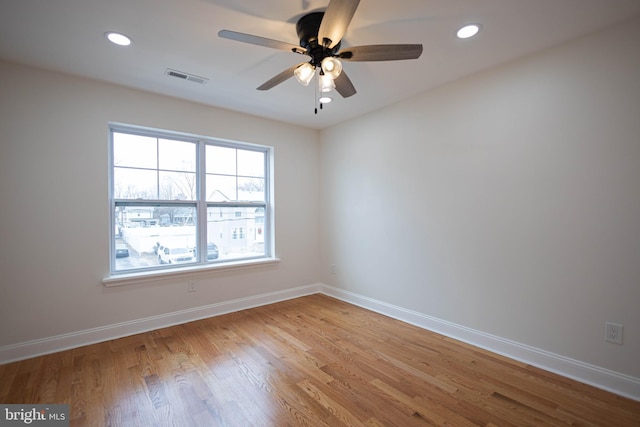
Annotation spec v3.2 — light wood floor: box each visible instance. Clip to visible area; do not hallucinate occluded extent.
[1,294,638,426]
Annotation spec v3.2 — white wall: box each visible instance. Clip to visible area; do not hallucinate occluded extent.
[320,18,640,380]
[1,16,639,396]
[0,61,320,348]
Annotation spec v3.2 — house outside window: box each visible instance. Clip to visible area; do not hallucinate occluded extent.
[109,123,272,275]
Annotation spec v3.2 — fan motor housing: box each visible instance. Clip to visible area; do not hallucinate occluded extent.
[296,12,340,65]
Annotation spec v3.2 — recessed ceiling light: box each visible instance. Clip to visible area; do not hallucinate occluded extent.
[105,32,132,46]
[457,24,481,39]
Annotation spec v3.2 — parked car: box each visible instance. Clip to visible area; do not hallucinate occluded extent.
[158,246,194,264]
[207,243,219,260]
[115,244,130,258]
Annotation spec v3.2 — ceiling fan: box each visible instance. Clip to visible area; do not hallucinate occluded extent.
[218,0,423,103]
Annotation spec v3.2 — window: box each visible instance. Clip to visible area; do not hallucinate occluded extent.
[109,124,272,275]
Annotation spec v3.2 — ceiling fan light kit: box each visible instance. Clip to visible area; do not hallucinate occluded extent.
[294,63,315,86]
[319,73,336,93]
[218,0,425,113]
[321,56,342,79]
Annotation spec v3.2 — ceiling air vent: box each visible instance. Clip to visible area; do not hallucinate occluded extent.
[165,68,208,85]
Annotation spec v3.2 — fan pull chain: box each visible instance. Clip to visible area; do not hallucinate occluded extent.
[314,67,319,114]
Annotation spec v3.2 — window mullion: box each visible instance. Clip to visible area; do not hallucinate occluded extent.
[156,138,160,199]
[197,140,207,262]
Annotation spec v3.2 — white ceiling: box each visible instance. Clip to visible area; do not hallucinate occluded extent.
[1,0,639,130]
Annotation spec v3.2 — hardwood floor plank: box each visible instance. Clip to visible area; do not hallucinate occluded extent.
[320,364,426,427]
[297,379,369,427]
[0,362,19,401]
[1,294,639,426]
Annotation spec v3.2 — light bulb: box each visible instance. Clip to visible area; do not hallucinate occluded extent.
[319,73,335,93]
[321,57,342,79]
[294,63,315,86]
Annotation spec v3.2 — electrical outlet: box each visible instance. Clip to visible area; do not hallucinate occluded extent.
[188,281,197,293]
[605,322,623,345]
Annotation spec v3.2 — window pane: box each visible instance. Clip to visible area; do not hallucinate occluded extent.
[114,167,158,199]
[206,145,236,175]
[113,133,157,169]
[206,174,236,201]
[160,171,196,200]
[159,139,196,172]
[238,177,265,201]
[110,125,272,275]
[206,206,265,262]
[115,205,197,272]
[237,149,265,178]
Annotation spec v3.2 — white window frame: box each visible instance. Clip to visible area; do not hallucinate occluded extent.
[104,123,277,286]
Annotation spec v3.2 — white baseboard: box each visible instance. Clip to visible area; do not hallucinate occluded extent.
[2,282,638,402]
[320,284,640,402]
[0,283,322,365]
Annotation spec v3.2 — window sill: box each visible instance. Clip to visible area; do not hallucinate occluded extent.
[103,257,280,287]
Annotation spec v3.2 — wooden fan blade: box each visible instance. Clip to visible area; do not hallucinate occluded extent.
[334,70,357,98]
[318,0,360,49]
[340,44,423,61]
[257,63,306,91]
[218,30,307,55]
